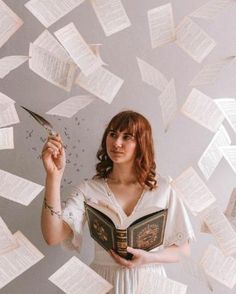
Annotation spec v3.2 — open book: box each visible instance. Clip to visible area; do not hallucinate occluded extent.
[85,201,168,260]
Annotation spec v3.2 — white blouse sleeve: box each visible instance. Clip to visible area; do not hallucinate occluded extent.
[61,181,87,253]
[163,186,195,247]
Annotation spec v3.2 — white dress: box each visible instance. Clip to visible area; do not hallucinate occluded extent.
[61,176,195,294]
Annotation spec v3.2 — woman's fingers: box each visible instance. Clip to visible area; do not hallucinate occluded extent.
[42,136,63,155]
[110,250,133,268]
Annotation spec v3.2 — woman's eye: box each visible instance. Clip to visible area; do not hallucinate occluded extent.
[123,135,133,140]
[109,132,117,138]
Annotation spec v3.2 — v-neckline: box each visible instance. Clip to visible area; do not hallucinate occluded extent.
[103,178,146,218]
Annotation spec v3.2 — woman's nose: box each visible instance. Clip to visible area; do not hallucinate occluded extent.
[113,136,123,147]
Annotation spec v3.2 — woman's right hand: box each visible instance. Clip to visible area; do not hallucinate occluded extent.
[41,134,66,177]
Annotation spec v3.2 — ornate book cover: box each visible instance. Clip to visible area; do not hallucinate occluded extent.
[85,202,168,260]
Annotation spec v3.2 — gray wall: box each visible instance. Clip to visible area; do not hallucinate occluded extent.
[1,0,236,293]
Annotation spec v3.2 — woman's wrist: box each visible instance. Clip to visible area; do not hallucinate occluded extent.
[46,172,63,182]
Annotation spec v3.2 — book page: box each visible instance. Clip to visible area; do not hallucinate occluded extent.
[227,216,236,231]
[90,0,131,36]
[181,88,224,132]
[137,272,187,294]
[180,255,213,292]
[49,256,113,293]
[46,95,95,118]
[190,57,234,86]
[0,127,14,150]
[0,91,15,104]
[215,98,236,133]
[76,66,124,104]
[225,188,236,218]
[200,204,236,255]
[198,125,231,180]
[89,43,107,66]
[0,0,23,48]
[175,17,216,63]
[0,169,44,206]
[159,78,177,132]
[0,217,19,256]
[136,57,168,92]
[29,43,76,92]
[0,56,28,79]
[25,0,85,28]
[190,0,233,20]
[54,22,102,76]
[171,167,216,215]
[200,244,236,289]
[0,93,19,128]
[220,146,236,174]
[148,3,175,48]
[87,199,165,228]
[0,231,44,290]
[33,30,71,61]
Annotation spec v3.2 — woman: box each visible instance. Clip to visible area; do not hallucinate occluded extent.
[41,110,195,293]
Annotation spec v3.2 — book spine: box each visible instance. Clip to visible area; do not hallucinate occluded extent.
[116,229,128,258]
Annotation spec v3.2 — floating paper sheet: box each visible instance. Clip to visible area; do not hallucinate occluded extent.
[0,231,44,290]
[0,169,44,206]
[0,0,23,48]
[54,22,102,76]
[200,244,236,289]
[29,43,77,92]
[220,146,236,174]
[137,271,187,294]
[0,217,19,256]
[200,204,236,256]
[180,255,213,292]
[190,0,233,20]
[190,56,235,86]
[0,92,19,128]
[33,30,71,61]
[181,88,224,132]
[198,125,231,180]
[46,95,95,118]
[25,0,85,28]
[136,57,168,92]
[89,43,107,66]
[158,78,177,132]
[225,188,236,218]
[76,66,124,104]
[0,56,28,79]
[34,30,106,67]
[148,3,175,48]
[0,127,14,150]
[175,17,216,63]
[49,256,113,294]
[171,167,216,215]
[90,0,131,36]
[215,98,236,133]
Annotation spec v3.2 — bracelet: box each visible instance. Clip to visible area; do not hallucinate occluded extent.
[43,197,62,219]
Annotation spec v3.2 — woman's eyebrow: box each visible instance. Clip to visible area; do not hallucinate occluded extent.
[123,132,135,137]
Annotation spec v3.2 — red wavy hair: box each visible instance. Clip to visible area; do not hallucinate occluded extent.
[94,110,158,190]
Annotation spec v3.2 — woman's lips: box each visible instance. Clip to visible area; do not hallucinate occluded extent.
[110,150,124,155]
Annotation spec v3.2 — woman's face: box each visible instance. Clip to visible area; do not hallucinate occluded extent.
[106,129,137,165]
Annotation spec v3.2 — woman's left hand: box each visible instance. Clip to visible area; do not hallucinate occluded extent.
[109,247,153,269]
